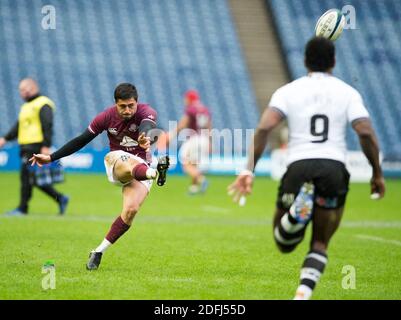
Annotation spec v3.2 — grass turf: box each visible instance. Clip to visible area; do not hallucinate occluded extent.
[0,172,400,299]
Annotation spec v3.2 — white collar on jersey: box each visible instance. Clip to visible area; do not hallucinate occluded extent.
[307,71,333,78]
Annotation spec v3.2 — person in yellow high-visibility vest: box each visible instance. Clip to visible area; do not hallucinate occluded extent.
[0,78,69,216]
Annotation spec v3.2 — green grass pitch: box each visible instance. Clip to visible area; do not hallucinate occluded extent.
[0,172,400,300]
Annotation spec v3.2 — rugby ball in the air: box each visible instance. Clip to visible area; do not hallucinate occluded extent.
[315,9,345,41]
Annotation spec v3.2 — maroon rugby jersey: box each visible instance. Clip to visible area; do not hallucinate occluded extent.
[88,104,157,162]
[185,102,211,134]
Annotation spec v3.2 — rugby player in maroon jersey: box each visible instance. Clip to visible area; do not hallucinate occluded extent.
[166,90,212,194]
[30,83,169,270]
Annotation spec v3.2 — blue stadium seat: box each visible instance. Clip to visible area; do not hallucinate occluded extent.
[0,0,259,152]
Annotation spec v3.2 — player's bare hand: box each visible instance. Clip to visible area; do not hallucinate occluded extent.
[40,146,51,155]
[138,132,151,152]
[29,153,51,167]
[227,170,254,203]
[370,175,385,200]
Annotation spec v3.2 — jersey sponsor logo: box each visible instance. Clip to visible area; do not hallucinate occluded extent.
[108,128,118,135]
[120,135,138,147]
[147,114,155,120]
[129,124,137,132]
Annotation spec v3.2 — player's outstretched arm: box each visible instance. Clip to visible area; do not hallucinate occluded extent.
[246,107,284,172]
[137,117,159,152]
[29,129,97,167]
[0,122,19,148]
[228,107,283,204]
[166,115,190,147]
[352,118,385,199]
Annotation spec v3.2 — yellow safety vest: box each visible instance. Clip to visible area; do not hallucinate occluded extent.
[18,96,55,145]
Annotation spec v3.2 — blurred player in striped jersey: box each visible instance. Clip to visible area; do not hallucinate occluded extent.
[229,37,385,300]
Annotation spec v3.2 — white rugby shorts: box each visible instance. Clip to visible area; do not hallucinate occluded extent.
[104,150,153,191]
[179,135,210,170]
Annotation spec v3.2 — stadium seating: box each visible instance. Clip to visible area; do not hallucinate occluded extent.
[0,0,259,150]
[268,0,401,160]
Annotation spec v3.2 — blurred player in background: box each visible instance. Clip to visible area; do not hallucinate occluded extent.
[228,37,385,300]
[166,90,212,195]
[0,78,69,216]
[30,83,170,270]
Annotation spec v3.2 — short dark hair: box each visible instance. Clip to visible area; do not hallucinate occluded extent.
[114,83,138,101]
[304,37,335,72]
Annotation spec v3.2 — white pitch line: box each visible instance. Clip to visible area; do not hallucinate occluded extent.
[152,277,196,283]
[355,234,401,247]
[0,214,112,223]
[1,214,401,229]
[0,214,264,226]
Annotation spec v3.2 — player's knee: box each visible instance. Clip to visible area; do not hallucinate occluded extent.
[116,173,132,185]
[122,205,139,221]
[126,205,139,215]
[274,235,297,253]
[115,159,138,182]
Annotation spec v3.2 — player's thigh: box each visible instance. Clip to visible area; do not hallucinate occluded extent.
[276,161,312,212]
[122,180,149,213]
[311,206,344,248]
[114,157,141,183]
[313,160,350,208]
[179,135,207,166]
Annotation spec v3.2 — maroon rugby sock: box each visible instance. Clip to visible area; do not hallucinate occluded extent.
[105,216,130,244]
[132,163,149,181]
